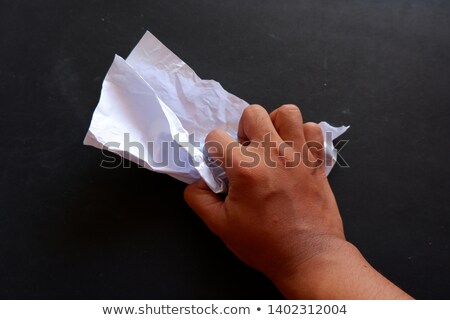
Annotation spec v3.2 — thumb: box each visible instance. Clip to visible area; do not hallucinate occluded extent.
[184,179,226,235]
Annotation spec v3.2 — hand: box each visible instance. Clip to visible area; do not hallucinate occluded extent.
[184,104,412,299]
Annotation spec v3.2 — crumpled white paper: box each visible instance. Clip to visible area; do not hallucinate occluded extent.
[84,31,348,193]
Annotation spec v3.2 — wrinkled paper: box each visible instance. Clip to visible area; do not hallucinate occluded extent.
[84,31,349,193]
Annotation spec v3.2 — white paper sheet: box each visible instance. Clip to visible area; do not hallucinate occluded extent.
[84,31,348,193]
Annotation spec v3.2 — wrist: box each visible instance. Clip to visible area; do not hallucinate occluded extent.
[270,236,355,298]
[271,239,412,299]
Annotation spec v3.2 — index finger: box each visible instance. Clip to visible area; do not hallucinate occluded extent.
[238,105,284,145]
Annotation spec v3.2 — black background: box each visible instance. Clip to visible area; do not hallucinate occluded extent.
[1,0,449,299]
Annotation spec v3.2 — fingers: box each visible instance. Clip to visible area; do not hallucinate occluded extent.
[303,122,325,162]
[238,105,283,145]
[205,105,324,176]
[270,104,305,149]
[184,179,226,235]
[205,129,241,175]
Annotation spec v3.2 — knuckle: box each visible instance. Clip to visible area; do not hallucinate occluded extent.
[243,104,265,118]
[304,123,323,139]
[234,163,264,182]
[279,104,300,113]
[206,129,224,143]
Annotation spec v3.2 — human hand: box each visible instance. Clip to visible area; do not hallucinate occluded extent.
[184,104,412,299]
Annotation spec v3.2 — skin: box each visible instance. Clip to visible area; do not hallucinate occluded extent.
[184,104,413,299]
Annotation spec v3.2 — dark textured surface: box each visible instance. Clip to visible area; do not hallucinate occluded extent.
[1,0,449,299]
